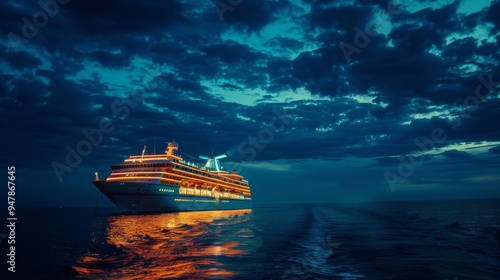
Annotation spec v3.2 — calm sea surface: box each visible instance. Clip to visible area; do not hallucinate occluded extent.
[3,199,500,279]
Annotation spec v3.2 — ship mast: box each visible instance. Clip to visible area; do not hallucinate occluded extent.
[164,141,183,162]
[141,145,146,161]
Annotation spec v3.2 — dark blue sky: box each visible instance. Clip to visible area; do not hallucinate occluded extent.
[1,0,499,207]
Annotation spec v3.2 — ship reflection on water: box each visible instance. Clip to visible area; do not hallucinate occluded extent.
[73,209,254,279]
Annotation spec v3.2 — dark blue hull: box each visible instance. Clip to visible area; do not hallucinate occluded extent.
[93,181,252,213]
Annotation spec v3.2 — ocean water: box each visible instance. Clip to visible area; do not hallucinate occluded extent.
[3,199,500,279]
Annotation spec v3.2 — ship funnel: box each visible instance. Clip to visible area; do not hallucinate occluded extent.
[199,153,227,171]
[214,153,228,160]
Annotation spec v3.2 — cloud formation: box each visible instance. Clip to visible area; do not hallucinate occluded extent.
[1,0,499,205]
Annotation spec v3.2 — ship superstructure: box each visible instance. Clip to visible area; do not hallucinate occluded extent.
[93,141,252,212]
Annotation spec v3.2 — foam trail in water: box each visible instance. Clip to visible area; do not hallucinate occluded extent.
[281,207,365,280]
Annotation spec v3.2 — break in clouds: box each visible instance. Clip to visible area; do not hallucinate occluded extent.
[1,0,499,204]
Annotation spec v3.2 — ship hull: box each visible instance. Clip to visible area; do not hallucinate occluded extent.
[93,181,252,213]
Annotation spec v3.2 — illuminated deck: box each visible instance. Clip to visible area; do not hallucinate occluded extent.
[93,141,252,212]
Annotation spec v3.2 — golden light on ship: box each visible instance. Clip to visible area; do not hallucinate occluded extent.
[92,141,252,212]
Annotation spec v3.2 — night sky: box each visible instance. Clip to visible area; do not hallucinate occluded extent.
[1,0,499,207]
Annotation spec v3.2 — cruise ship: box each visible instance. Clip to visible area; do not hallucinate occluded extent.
[92,141,252,213]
